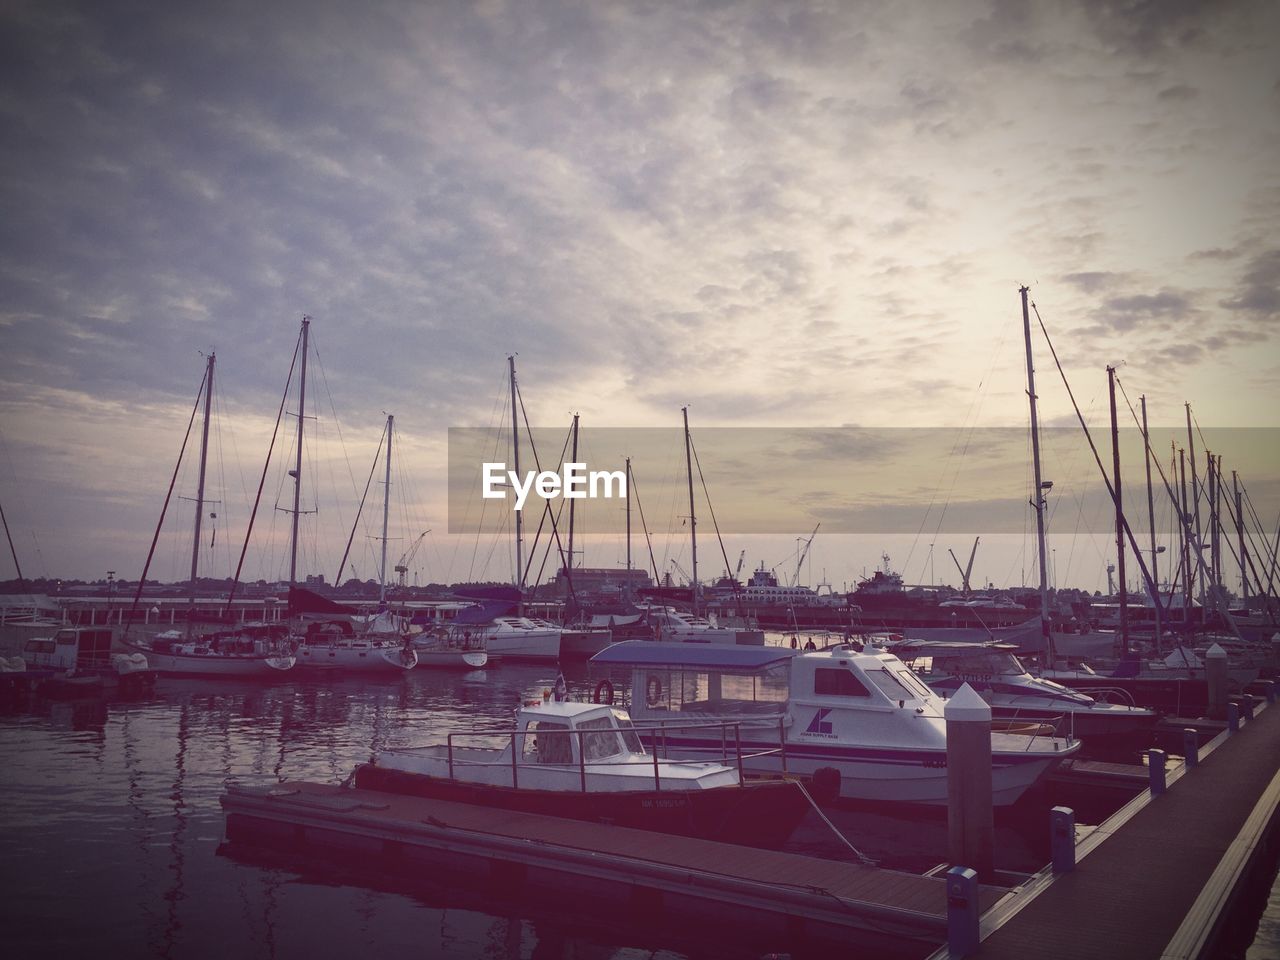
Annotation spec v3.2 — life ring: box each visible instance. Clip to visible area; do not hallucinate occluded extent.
[646,675,663,705]
[593,679,615,705]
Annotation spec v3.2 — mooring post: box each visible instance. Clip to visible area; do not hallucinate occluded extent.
[1228,701,1240,732]
[1183,728,1198,768]
[1261,680,1277,704]
[1148,748,1167,795]
[1205,643,1228,719]
[946,865,980,958]
[946,684,994,881]
[1050,806,1076,873]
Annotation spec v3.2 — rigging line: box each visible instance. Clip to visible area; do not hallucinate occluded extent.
[687,433,733,581]
[1238,482,1280,602]
[124,367,208,638]
[523,424,574,593]
[515,381,574,592]
[1030,303,1162,610]
[336,421,387,585]
[223,327,302,615]
[464,378,511,583]
[628,464,662,584]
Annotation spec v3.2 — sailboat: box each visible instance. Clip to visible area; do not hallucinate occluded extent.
[293,414,418,673]
[122,349,296,677]
[648,409,764,646]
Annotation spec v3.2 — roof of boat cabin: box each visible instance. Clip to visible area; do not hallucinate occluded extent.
[516,700,619,721]
[887,640,1020,655]
[590,640,796,670]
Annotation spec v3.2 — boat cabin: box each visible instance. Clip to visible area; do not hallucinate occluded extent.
[505,700,647,766]
[23,628,114,672]
[591,640,943,731]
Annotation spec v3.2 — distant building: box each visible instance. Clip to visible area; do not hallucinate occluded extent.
[547,567,651,597]
[305,574,326,587]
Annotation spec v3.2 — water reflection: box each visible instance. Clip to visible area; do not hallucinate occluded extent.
[0,662,1137,959]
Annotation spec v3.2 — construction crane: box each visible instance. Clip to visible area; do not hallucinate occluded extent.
[791,524,820,587]
[948,536,980,593]
[734,549,747,581]
[394,530,430,588]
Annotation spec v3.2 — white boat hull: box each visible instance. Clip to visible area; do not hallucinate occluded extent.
[650,728,1066,806]
[141,650,296,677]
[295,643,417,673]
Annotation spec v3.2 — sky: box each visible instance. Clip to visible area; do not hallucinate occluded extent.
[0,0,1277,595]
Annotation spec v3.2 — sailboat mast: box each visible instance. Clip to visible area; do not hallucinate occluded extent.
[627,458,632,601]
[1234,470,1248,603]
[189,352,215,624]
[0,500,22,589]
[379,414,393,604]
[509,355,523,593]
[1107,366,1129,654]
[1185,403,1203,604]
[682,406,699,616]
[567,413,579,574]
[289,317,310,587]
[1019,287,1053,661]
[1140,395,1161,649]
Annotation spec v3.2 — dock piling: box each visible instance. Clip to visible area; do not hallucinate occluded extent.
[946,865,980,958]
[1228,701,1240,732]
[1148,748,1167,795]
[1183,728,1198,768]
[945,684,994,880]
[1260,680,1276,704]
[1205,643,1228,719]
[1050,806,1075,874]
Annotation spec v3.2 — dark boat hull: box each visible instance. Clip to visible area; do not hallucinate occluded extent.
[350,764,811,848]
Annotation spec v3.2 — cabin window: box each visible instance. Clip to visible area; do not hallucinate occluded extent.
[814,668,870,697]
[579,717,622,761]
[865,666,929,701]
[614,714,645,753]
[525,721,572,765]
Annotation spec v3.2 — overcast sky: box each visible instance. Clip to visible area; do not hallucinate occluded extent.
[1,0,1277,592]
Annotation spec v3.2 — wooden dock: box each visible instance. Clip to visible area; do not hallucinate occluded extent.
[932,697,1280,960]
[221,779,1004,949]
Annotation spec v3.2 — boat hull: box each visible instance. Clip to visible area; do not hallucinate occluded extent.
[295,644,416,673]
[349,764,810,847]
[641,732,1071,807]
[139,650,297,678]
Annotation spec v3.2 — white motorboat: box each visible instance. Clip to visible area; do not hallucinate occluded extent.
[592,641,1078,806]
[643,604,766,646]
[350,699,811,845]
[888,639,1157,741]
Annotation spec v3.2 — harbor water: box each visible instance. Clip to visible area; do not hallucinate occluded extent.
[2,659,1276,959]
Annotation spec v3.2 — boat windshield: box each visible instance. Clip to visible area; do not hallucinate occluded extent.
[865,665,932,701]
[524,720,573,764]
[578,716,624,761]
[613,713,645,754]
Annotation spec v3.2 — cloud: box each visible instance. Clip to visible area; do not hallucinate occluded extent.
[1220,249,1280,321]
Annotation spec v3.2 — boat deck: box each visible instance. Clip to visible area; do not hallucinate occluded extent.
[963,696,1280,960]
[222,779,1004,943]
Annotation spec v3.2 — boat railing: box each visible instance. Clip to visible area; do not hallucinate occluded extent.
[629,715,789,776]
[443,718,765,792]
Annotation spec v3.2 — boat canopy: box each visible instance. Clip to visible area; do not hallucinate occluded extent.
[591,640,795,671]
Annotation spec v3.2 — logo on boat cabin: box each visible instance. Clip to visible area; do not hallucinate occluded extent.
[804,708,835,737]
